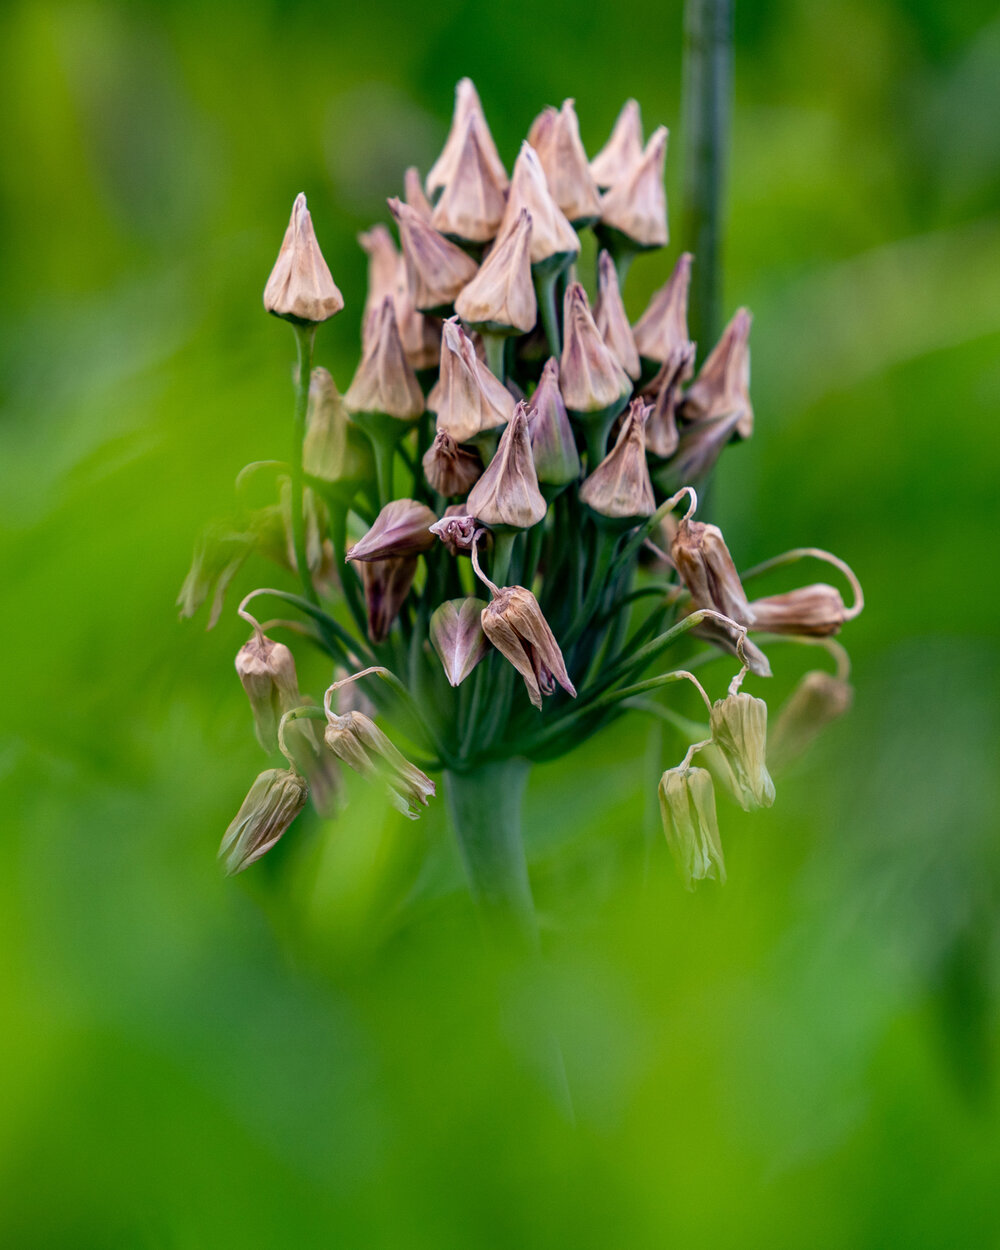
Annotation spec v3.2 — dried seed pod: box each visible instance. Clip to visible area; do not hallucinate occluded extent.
[426,78,508,201]
[594,249,641,380]
[768,671,854,773]
[496,142,580,270]
[219,768,308,875]
[579,398,656,523]
[632,252,694,367]
[560,282,632,416]
[589,99,644,191]
[467,403,547,529]
[360,556,418,643]
[681,308,753,438]
[747,584,851,636]
[598,126,669,250]
[525,358,581,488]
[454,209,537,335]
[324,709,435,818]
[658,766,725,890]
[263,193,344,325]
[431,116,507,245]
[710,690,776,811]
[302,367,373,490]
[346,499,438,562]
[422,430,483,497]
[481,585,576,710]
[389,197,478,314]
[427,317,514,441]
[344,296,424,421]
[430,598,489,686]
[529,99,602,226]
[235,631,303,753]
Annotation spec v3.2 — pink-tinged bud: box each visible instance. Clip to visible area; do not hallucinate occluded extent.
[747,585,852,637]
[682,308,753,438]
[481,585,576,710]
[220,768,308,874]
[529,99,602,227]
[426,78,508,201]
[431,116,507,245]
[303,367,373,489]
[358,224,399,330]
[324,709,435,819]
[235,631,303,753]
[642,345,695,459]
[658,766,725,889]
[632,252,694,366]
[429,509,482,557]
[768,671,853,773]
[579,398,656,523]
[422,429,483,497]
[589,99,644,190]
[595,249,640,380]
[599,126,669,250]
[467,402,547,530]
[430,597,489,686]
[559,282,632,416]
[526,358,581,488]
[403,166,433,220]
[427,317,515,441]
[360,556,418,643]
[392,263,442,372]
[710,691,776,811]
[344,296,425,420]
[496,142,579,269]
[454,209,537,335]
[388,197,479,314]
[263,193,344,325]
[346,498,438,562]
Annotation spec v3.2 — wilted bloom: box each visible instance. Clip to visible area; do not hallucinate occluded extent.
[263,193,345,325]
[403,166,433,220]
[632,252,694,367]
[455,210,537,335]
[358,224,400,333]
[497,142,580,270]
[560,282,632,417]
[427,317,514,441]
[594,249,641,379]
[481,585,576,709]
[178,522,253,629]
[389,198,478,314]
[360,556,418,643]
[747,584,853,636]
[429,509,481,556]
[422,430,483,497]
[302,367,373,490]
[431,117,507,245]
[529,99,602,226]
[710,690,776,811]
[590,99,644,190]
[599,126,669,250]
[281,718,340,820]
[344,296,425,420]
[467,403,547,529]
[642,346,695,459]
[579,398,656,522]
[235,631,303,753]
[658,765,725,889]
[426,78,508,201]
[768,671,854,773]
[219,768,308,875]
[324,710,435,818]
[525,358,581,488]
[681,308,753,438]
[346,498,438,561]
[430,598,489,686]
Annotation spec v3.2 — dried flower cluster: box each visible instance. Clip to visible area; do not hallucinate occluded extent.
[182,82,863,888]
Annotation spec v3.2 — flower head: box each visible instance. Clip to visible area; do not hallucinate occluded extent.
[599,126,669,250]
[455,209,537,335]
[389,197,478,314]
[590,99,644,190]
[346,498,438,562]
[710,689,776,810]
[529,99,602,226]
[360,556,418,643]
[559,282,632,416]
[303,367,373,489]
[579,399,656,522]
[431,116,508,246]
[324,706,435,818]
[467,402,547,530]
[344,296,425,420]
[594,249,640,379]
[682,308,753,438]
[525,358,581,488]
[426,78,508,201]
[427,317,514,442]
[497,142,580,269]
[235,631,303,753]
[430,598,489,686]
[219,768,308,875]
[658,765,725,890]
[481,584,576,710]
[632,252,694,366]
[264,193,344,325]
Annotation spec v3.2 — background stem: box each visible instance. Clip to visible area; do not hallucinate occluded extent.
[291,325,319,605]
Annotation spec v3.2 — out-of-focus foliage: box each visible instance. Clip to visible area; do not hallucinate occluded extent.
[1,1,998,1245]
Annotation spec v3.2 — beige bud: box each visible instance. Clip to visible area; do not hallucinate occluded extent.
[496,142,579,268]
[710,691,776,811]
[426,78,508,201]
[642,345,696,458]
[594,249,641,380]
[422,430,483,497]
[768,671,854,773]
[559,282,633,415]
[682,308,753,438]
[599,126,669,250]
[427,317,514,442]
[467,402,547,529]
[263,193,344,325]
[454,209,537,335]
[360,556,418,643]
[580,399,656,522]
[430,598,489,686]
[391,261,442,372]
[344,296,425,420]
[403,166,433,220]
[346,499,438,562]
[358,224,400,331]
[302,367,373,489]
[389,197,478,314]
[525,357,581,488]
[481,585,576,710]
[431,115,507,245]
[747,584,850,637]
[219,768,308,875]
[658,766,725,890]
[589,99,644,190]
[632,252,694,366]
[324,709,435,819]
[529,99,602,226]
[235,631,303,753]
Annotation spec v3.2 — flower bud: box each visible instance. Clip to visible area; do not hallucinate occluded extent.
[525,358,581,488]
[219,768,308,875]
[598,126,669,250]
[346,498,438,562]
[392,263,442,372]
[360,556,418,643]
[658,766,725,890]
[497,142,579,270]
[344,296,425,421]
[681,308,753,438]
[429,509,482,556]
[528,99,602,227]
[466,402,547,530]
[579,398,656,523]
[559,282,632,417]
[426,78,508,202]
[710,691,776,811]
[747,584,851,637]
[263,193,345,325]
[403,166,433,220]
[430,597,489,686]
[454,209,537,335]
[324,710,435,819]
[427,317,515,441]
[235,631,303,753]
[642,344,696,459]
[431,116,507,245]
[595,249,640,380]
[389,197,478,314]
[632,252,694,367]
[358,224,400,331]
[302,367,373,490]
[422,430,483,497]
[589,99,644,190]
[481,585,576,710]
[768,671,853,773]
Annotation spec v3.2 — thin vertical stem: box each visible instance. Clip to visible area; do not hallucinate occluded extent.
[291,325,318,604]
[534,267,562,356]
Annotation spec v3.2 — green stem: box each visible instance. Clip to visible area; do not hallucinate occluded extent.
[482,331,506,383]
[372,435,395,507]
[490,530,517,589]
[534,267,561,356]
[564,527,618,649]
[291,325,318,604]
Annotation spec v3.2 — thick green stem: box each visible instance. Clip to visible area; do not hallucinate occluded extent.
[482,330,507,383]
[291,325,318,604]
[372,434,395,507]
[534,266,561,356]
[491,530,517,589]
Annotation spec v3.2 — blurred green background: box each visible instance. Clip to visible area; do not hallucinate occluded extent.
[2,0,999,1245]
